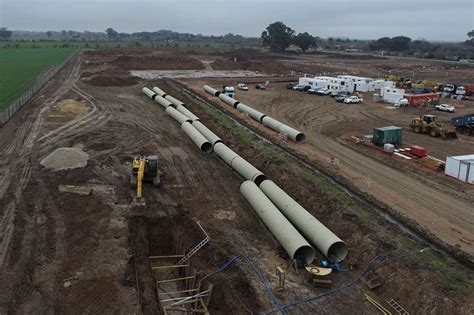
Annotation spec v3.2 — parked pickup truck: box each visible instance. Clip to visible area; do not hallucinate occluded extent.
[238,83,248,91]
[435,104,455,113]
[344,96,363,104]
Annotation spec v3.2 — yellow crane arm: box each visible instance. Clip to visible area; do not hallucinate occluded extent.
[136,159,145,199]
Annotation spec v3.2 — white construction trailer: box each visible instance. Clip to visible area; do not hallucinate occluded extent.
[381,87,405,104]
[370,80,396,90]
[337,75,374,92]
[445,154,474,184]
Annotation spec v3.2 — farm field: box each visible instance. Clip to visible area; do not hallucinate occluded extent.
[0,47,473,314]
[0,47,77,110]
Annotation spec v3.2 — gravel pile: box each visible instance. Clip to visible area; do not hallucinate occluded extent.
[40,147,89,171]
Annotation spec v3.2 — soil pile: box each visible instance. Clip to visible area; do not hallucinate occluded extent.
[40,147,89,171]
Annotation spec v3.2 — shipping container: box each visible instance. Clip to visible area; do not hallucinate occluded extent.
[404,93,439,106]
[445,154,474,184]
[465,86,474,96]
[410,145,427,158]
[372,126,402,147]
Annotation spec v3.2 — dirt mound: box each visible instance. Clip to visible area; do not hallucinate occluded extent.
[112,53,204,70]
[81,69,138,86]
[40,147,89,171]
[45,99,88,123]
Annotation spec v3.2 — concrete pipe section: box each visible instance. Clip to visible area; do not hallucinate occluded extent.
[166,106,192,125]
[259,179,348,262]
[261,116,306,144]
[192,121,223,146]
[181,122,212,153]
[236,103,266,122]
[142,87,157,99]
[154,95,174,109]
[240,181,315,265]
[165,94,186,108]
[203,85,220,97]
[218,93,240,108]
[152,86,167,97]
[214,143,266,185]
[176,105,200,122]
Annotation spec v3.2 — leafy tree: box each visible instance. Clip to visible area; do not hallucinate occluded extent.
[0,27,13,39]
[46,31,52,37]
[390,36,411,51]
[467,30,474,46]
[105,27,118,39]
[261,21,294,51]
[293,32,316,52]
[468,30,474,38]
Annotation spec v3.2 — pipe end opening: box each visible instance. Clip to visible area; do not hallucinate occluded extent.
[233,101,240,108]
[201,142,213,153]
[294,245,316,265]
[295,133,306,144]
[151,94,157,100]
[327,242,348,263]
[213,139,224,146]
[214,91,221,97]
[253,174,267,186]
[260,115,267,123]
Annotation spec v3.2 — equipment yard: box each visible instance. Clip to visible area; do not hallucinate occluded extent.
[1,48,473,314]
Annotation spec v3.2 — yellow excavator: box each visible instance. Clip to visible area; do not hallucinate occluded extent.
[387,74,412,89]
[130,155,160,200]
[410,115,458,139]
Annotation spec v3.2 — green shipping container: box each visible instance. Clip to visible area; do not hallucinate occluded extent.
[372,126,402,147]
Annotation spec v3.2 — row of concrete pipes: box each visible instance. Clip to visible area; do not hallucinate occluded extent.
[203,85,306,144]
[142,86,347,265]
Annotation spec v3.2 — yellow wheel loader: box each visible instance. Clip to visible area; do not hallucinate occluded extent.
[410,115,458,140]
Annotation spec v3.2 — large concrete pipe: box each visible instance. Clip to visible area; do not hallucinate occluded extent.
[231,156,266,185]
[176,105,200,122]
[261,116,283,130]
[259,179,348,262]
[278,125,306,144]
[155,95,174,109]
[240,181,315,265]
[236,103,266,122]
[181,122,212,153]
[152,86,167,97]
[143,87,156,99]
[166,106,192,125]
[214,142,238,165]
[218,93,239,108]
[203,85,220,97]
[192,120,223,146]
[165,95,186,108]
[213,143,266,185]
[261,116,306,144]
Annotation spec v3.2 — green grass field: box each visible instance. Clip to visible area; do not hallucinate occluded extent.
[0,47,77,110]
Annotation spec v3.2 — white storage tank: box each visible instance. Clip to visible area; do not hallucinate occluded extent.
[445,154,474,184]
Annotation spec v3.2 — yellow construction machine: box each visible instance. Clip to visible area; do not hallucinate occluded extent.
[387,74,412,89]
[410,115,458,139]
[130,155,160,200]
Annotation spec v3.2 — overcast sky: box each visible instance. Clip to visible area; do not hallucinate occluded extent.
[1,0,473,41]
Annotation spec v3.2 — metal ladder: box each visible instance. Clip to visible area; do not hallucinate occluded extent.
[386,298,409,315]
[177,221,210,265]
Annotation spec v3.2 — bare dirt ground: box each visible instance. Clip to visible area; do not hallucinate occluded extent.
[186,77,474,257]
[1,48,473,314]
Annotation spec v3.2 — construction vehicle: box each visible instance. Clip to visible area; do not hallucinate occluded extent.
[411,80,443,92]
[451,114,474,135]
[130,155,160,200]
[410,115,458,139]
[387,75,412,89]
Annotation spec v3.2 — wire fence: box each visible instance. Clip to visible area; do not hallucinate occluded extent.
[0,49,81,127]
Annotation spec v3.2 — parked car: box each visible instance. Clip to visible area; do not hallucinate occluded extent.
[238,83,248,91]
[255,84,266,90]
[435,104,455,113]
[344,96,363,104]
[287,83,296,90]
[393,98,409,107]
[308,89,317,94]
[330,90,342,97]
[293,85,311,91]
[335,93,349,102]
[316,88,331,95]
